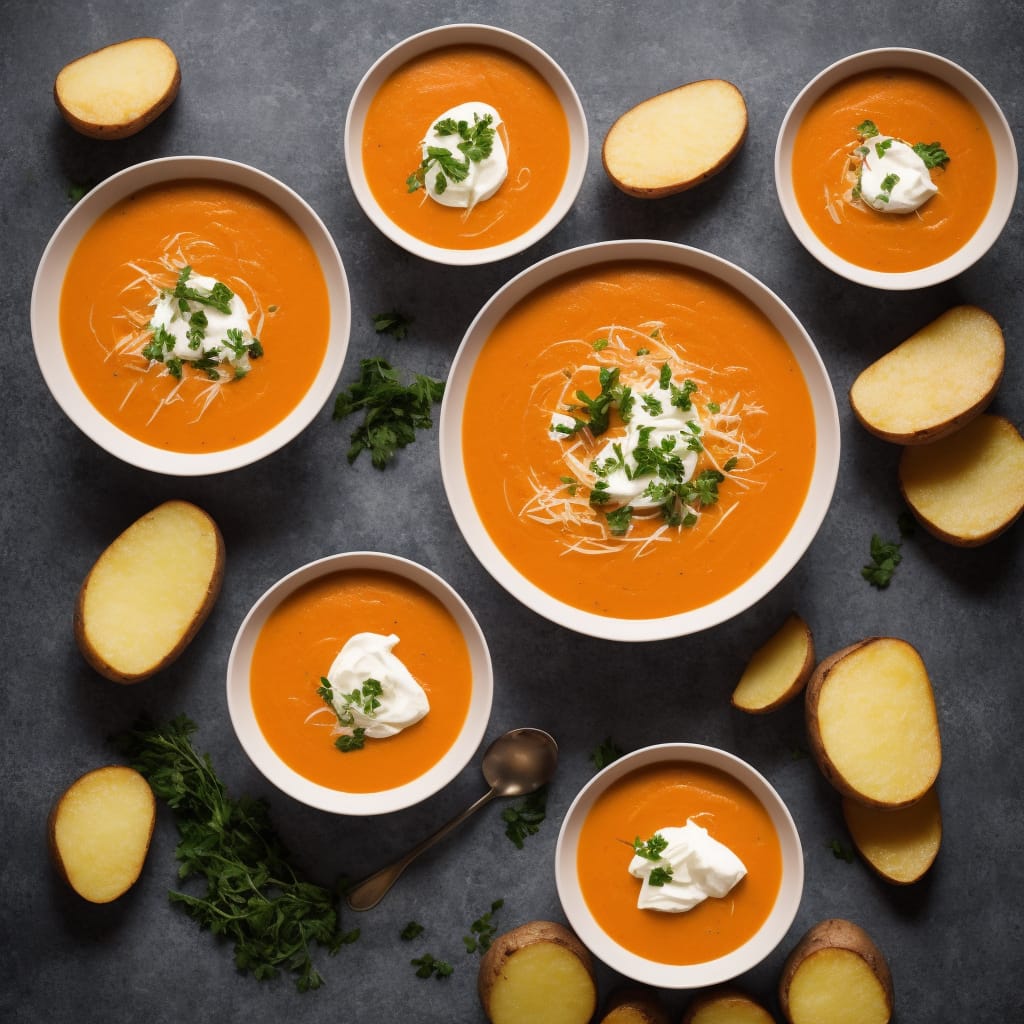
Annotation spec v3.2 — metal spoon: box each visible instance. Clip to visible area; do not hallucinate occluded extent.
[346,727,558,911]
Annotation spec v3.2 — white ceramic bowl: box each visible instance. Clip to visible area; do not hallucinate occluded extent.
[556,743,803,988]
[226,551,493,815]
[344,23,588,265]
[31,156,350,475]
[775,47,1018,289]
[439,239,840,642]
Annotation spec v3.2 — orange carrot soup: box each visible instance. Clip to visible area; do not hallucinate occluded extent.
[793,68,996,273]
[60,179,330,453]
[577,762,782,964]
[249,570,473,793]
[362,45,570,249]
[461,262,816,619]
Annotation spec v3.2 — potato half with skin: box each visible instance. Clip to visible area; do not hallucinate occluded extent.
[806,638,940,809]
[55,37,180,139]
[779,919,893,1024]
[478,921,597,1024]
[682,986,775,1024]
[603,79,747,197]
[842,786,942,885]
[50,766,156,903]
[75,500,224,683]
[732,613,815,713]
[601,987,670,1024]
[899,414,1024,546]
[850,306,1004,445]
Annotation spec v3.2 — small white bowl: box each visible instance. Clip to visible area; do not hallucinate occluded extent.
[226,552,493,815]
[31,156,350,475]
[555,743,803,989]
[344,23,588,265]
[775,47,1018,289]
[439,239,840,642]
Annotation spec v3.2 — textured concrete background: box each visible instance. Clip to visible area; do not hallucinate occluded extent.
[2,0,1022,1020]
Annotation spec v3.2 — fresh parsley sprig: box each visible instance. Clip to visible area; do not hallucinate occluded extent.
[411,953,453,980]
[112,716,355,992]
[632,833,669,861]
[373,310,413,340]
[589,737,624,771]
[862,533,903,588]
[913,141,950,169]
[463,899,504,954]
[502,786,548,849]
[407,113,496,195]
[648,866,674,887]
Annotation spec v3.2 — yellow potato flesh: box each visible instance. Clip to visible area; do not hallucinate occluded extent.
[787,948,890,1024]
[488,944,596,1024]
[732,614,811,711]
[689,997,774,1024]
[843,787,941,883]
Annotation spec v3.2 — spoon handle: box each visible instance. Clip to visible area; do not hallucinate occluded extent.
[346,787,497,911]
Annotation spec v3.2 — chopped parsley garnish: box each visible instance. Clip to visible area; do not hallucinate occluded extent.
[862,532,903,588]
[670,378,699,411]
[335,678,383,725]
[373,310,413,340]
[592,337,609,351]
[875,138,894,159]
[707,401,720,414]
[648,866,674,887]
[407,113,496,195]
[560,475,579,496]
[856,119,880,138]
[400,921,424,941]
[877,172,900,203]
[502,786,547,849]
[112,716,354,992]
[411,953,453,980]
[463,899,504,954]
[632,833,669,861]
[316,677,334,704]
[606,505,633,536]
[829,839,856,863]
[335,728,366,753]
[590,736,624,771]
[173,265,234,315]
[332,357,445,469]
[912,140,950,169]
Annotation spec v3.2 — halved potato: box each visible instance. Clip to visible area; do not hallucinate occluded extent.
[50,766,156,903]
[75,500,224,683]
[850,306,1004,445]
[899,414,1024,546]
[683,986,775,1023]
[806,638,941,809]
[603,79,747,197]
[842,786,942,885]
[601,987,669,1024]
[731,613,815,713]
[55,37,180,139]
[478,921,597,1024]
[779,919,893,1024]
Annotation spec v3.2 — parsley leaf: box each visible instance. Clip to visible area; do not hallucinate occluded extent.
[913,141,950,169]
[463,899,504,954]
[648,866,674,887]
[502,786,547,849]
[407,113,496,194]
[112,716,352,992]
[411,953,453,980]
[332,357,445,469]
[633,833,669,861]
[373,310,413,340]
[589,736,624,771]
[829,838,856,863]
[862,532,903,588]
[856,119,880,138]
[335,728,366,752]
[400,921,424,941]
[605,505,633,537]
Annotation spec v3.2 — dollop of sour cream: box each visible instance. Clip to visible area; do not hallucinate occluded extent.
[856,135,938,214]
[628,820,747,913]
[325,632,429,739]
[150,272,259,375]
[420,102,508,210]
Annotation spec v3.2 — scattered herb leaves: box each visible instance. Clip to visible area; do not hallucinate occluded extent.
[829,838,856,863]
[632,833,669,861]
[648,866,674,887]
[373,310,413,340]
[335,727,367,753]
[67,181,91,203]
[862,532,903,588]
[400,921,425,941]
[589,736,624,771]
[856,119,880,138]
[112,716,352,992]
[502,786,547,849]
[407,113,496,195]
[411,953,453,980]
[463,899,504,954]
[912,141,950,169]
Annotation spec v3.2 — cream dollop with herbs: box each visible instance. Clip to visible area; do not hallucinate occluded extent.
[851,119,949,214]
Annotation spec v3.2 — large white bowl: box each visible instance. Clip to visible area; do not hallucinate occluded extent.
[555,743,804,989]
[344,23,588,265]
[226,551,493,815]
[439,240,840,642]
[31,156,350,475]
[775,47,1018,290]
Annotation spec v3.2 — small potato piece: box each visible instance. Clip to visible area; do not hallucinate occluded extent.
[479,921,597,1024]
[50,766,156,903]
[75,500,224,683]
[843,786,942,885]
[603,80,747,197]
[55,37,180,139]
[779,919,893,1024]
[683,986,775,1024]
[601,987,670,1024]
[850,306,1004,444]
[899,414,1024,546]
[732,613,815,713]
[806,638,940,808]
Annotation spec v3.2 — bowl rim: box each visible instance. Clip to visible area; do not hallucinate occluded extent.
[225,550,493,815]
[438,238,841,642]
[554,742,804,988]
[30,154,351,476]
[343,22,589,266]
[774,46,1019,290]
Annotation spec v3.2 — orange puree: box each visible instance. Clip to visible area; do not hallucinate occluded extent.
[792,68,995,272]
[461,262,816,619]
[250,570,472,794]
[362,45,569,249]
[577,762,782,964]
[60,180,329,453]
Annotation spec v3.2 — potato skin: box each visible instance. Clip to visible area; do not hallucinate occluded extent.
[779,918,893,1024]
[601,986,669,1024]
[73,500,225,683]
[478,920,596,1020]
[54,37,181,140]
[682,986,774,1023]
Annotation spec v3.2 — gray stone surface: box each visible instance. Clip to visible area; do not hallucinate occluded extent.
[2,0,1022,1020]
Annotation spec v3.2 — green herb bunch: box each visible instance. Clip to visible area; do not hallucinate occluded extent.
[113,716,355,992]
